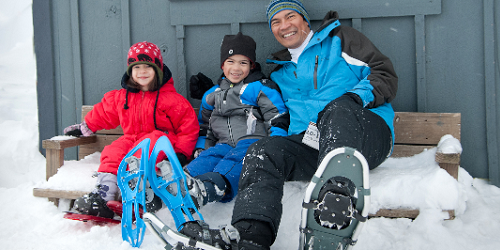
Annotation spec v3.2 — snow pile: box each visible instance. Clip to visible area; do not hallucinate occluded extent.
[437,134,463,154]
[370,147,464,214]
[37,153,100,192]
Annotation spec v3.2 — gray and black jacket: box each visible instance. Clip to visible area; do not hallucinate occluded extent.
[195,64,289,148]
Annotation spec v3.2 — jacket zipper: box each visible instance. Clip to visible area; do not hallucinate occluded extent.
[227,116,234,146]
[314,55,318,89]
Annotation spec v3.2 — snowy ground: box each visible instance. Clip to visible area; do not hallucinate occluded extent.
[1,1,500,249]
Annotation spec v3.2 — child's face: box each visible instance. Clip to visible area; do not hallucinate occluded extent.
[131,64,156,91]
[222,54,251,84]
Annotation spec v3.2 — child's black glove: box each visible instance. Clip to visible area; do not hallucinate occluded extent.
[189,72,213,100]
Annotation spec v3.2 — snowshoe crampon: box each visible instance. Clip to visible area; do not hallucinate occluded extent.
[300,147,370,250]
[147,136,203,231]
[117,138,150,247]
[143,212,221,250]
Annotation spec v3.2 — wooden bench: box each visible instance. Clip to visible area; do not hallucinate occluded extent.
[33,105,461,219]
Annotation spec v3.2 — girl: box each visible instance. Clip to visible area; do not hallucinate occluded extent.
[64,41,199,218]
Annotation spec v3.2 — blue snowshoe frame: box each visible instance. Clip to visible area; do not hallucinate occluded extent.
[117,138,150,248]
[147,136,204,231]
[117,136,204,248]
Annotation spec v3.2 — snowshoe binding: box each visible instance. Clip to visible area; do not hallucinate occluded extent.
[144,213,230,250]
[299,147,370,250]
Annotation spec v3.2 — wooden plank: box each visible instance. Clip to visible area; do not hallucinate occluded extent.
[438,163,459,180]
[42,135,97,150]
[45,148,64,180]
[78,134,122,160]
[391,145,434,158]
[393,112,461,145]
[369,209,455,220]
[33,188,88,200]
[435,152,461,165]
[369,209,420,219]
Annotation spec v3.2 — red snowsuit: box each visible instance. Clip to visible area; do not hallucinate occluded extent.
[84,66,199,175]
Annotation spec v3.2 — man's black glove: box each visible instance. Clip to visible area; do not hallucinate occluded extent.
[190,72,214,99]
[343,92,363,106]
[316,92,363,124]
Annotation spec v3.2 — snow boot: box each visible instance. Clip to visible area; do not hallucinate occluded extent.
[299,147,370,250]
[179,221,239,250]
[73,192,115,219]
[179,220,268,250]
[73,172,118,219]
[185,171,228,209]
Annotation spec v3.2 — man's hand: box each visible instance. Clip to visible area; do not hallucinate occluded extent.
[316,93,363,124]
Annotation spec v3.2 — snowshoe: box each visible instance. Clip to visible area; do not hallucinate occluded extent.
[299,147,370,250]
[144,213,225,250]
[63,211,121,225]
[147,136,204,231]
[106,200,124,217]
[64,198,122,225]
[117,138,150,247]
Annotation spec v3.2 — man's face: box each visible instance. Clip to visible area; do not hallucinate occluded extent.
[270,10,311,49]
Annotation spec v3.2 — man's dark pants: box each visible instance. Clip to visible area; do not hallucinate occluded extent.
[230,95,393,248]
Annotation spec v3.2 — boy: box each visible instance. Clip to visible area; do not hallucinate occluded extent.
[183,32,288,208]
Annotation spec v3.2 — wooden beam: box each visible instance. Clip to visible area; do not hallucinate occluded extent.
[393,112,461,144]
[369,209,455,220]
[33,188,88,200]
[42,135,97,150]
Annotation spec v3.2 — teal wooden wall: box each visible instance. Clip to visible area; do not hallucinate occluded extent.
[33,0,500,186]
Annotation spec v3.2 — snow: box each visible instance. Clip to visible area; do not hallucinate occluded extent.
[1,1,500,249]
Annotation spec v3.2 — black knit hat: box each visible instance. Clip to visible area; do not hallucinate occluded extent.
[220,32,256,68]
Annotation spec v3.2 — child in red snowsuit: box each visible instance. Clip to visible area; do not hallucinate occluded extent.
[64,41,199,218]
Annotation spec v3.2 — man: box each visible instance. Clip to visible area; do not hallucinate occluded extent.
[179,1,398,249]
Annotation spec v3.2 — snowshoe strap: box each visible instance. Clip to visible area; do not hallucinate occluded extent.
[223,225,241,250]
[302,200,319,209]
[353,209,367,222]
[343,237,357,246]
[197,221,213,246]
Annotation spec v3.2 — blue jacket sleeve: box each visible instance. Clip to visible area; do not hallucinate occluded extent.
[240,79,289,136]
[194,86,217,149]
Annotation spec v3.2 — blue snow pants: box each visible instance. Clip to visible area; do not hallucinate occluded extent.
[185,138,259,202]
